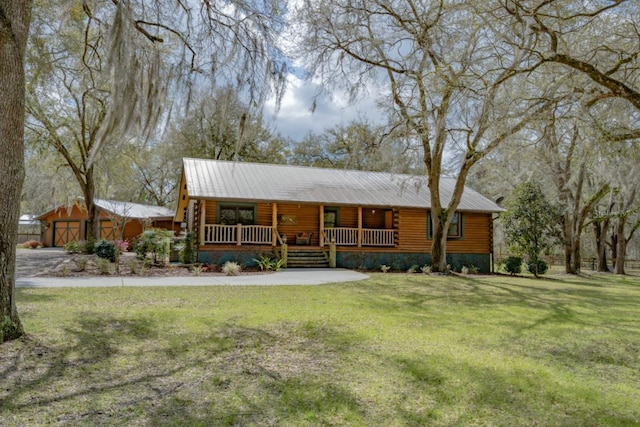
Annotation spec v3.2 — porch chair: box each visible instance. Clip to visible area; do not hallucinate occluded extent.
[296,232,313,245]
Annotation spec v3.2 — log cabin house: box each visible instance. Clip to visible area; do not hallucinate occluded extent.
[38,198,176,247]
[175,158,504,272]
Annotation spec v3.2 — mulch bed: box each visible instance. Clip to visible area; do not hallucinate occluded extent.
[36,252,270,277]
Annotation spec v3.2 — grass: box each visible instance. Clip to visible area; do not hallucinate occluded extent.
[2,272,640,426]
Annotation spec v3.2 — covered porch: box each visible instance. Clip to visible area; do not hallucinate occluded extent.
[197,202,396,248]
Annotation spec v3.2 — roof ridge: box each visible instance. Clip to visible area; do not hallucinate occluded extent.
[183,157,440,181]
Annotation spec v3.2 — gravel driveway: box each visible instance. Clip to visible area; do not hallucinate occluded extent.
[15,248,69,278]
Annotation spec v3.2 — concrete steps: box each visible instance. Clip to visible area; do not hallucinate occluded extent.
[287,249,329,268]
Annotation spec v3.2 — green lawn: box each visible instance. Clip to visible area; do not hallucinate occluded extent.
[2,272,640,426]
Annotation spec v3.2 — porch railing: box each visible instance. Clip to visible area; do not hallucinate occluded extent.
[323,228,395,247]
[203,224,273,245]
[241,225,273,244]
[362,228,395,246]
[203,224,395,247]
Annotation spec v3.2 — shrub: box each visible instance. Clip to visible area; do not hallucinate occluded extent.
[253,255,273,271]
[81,240,95,254]
[95,258,114,275]
[272,258,285,271]
[22,240,42,249]
[407,264,419,273]
[135,229,173,263]
[503,256,523,275]
[253,255,285,271]
[75,257,89,271]
[381,264,391,273]
[527,259,549,276]
[222,261,241,276]
[64,241,82,254]
[116,240,129,253]
[178,231,196,264]
[461,265,479,275]
[94,240,116,262]
[127,259,145,275]
[192,264,204,276]
[420,264,432,274]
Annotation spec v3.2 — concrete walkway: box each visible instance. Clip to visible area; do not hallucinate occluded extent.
[16,268,369,288]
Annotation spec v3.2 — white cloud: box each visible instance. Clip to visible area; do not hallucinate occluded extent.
[265,74,385,141]
[264,3,387,141]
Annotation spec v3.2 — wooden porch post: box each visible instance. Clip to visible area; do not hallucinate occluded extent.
[357,206,362,247]
[200,200,206,245]
[236,223,242,246]
[319,204,325,247]
[272,203,278,246]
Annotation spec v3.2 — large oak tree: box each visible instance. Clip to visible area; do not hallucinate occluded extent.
[25,0,287,243]
[503,1,640,139]
[1,0,287,343]
[0,1,32,342]
[293,0,552,271]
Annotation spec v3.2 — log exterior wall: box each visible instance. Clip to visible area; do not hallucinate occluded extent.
[196,200,494,272]
[336,206,357,227]
[276,204,320,246]
[197,201,492,255]
[395,208,491,254]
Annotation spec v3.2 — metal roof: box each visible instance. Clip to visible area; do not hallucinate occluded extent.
[183,158,504,213]
[19,214,39,225]
[36,199,174,220]
[93,199,174,219]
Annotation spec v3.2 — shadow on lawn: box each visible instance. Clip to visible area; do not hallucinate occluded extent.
[142,319,365,425]
[1,314,165,414]
[148,376,362,426]
[355,273,640,332]
[0,313,278,424]
[15,288,59,303]
[1,312,367,425]
[394,352,639,426]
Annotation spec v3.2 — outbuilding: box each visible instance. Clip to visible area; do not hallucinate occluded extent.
[37,198,176,247]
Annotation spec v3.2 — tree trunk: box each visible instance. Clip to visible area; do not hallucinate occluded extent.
[571,236,581,274]
[430,223,448,273]
[83,167,100,243]
[614,219,627,275]
[561,219,582,274]
[562,223,573,273]
[0,0,32,343]
[610,232,618,272]
[593,221,609,272]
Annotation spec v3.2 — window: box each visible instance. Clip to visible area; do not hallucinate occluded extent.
[428,212,463,239]
[219,205,255,225]
[447,212,462,238]
[324,208,339,228]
